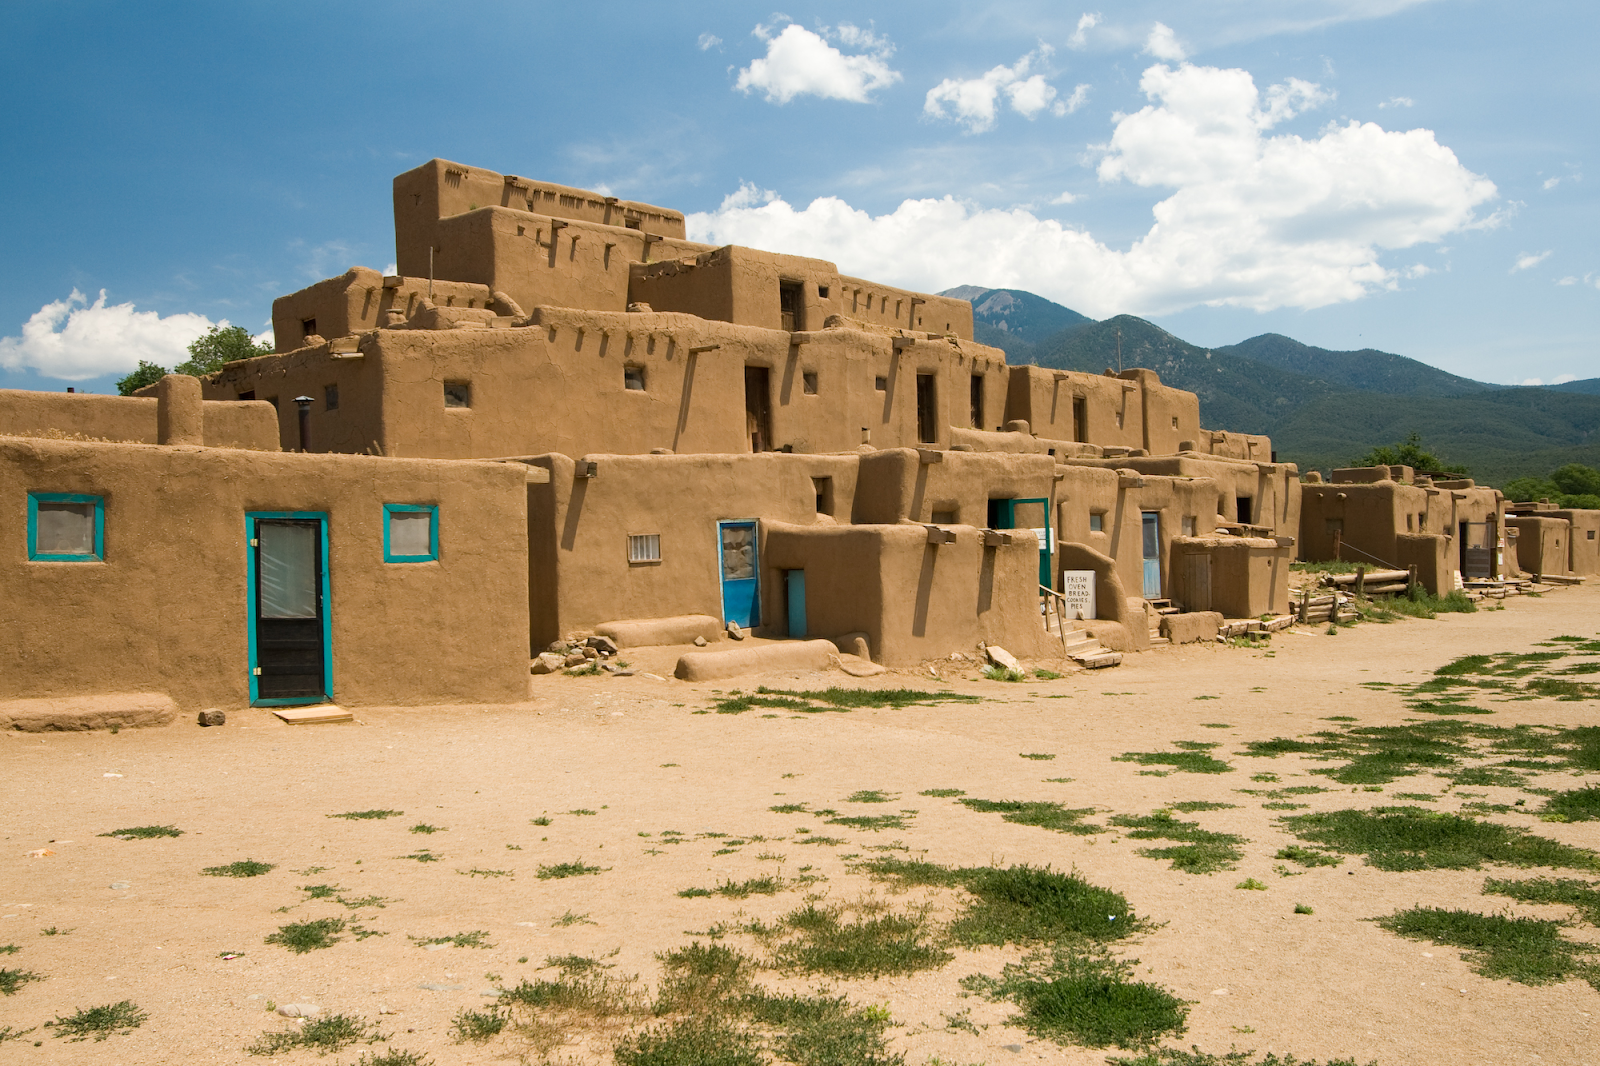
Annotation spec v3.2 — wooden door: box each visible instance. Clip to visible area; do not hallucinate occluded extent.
[250,515,329,704]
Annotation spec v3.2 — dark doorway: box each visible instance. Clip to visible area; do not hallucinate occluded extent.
[250,514,329,704]
[916,373,937,444]
[970,374,984,428]
[1072,396,1088,443]
[1236,496,1253,524]
[779,281,803,331]
[745,366,773,452]
[1461,521,1492,579]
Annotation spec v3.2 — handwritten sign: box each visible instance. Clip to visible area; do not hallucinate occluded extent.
[1060,570,1096,620]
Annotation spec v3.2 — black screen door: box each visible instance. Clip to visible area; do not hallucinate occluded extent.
[254,518,327,700]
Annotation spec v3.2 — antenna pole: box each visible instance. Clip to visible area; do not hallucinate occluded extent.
[1116,326,1122,374]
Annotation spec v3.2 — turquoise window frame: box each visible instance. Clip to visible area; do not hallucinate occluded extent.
[27,492,104,561]
[246,511,333,707]
[383,503,438,563]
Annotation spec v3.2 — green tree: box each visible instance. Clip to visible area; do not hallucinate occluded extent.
[174,325,271,376]
[1353,432,1468,475]
[115,360,168,396]
[1504,463,1600,508]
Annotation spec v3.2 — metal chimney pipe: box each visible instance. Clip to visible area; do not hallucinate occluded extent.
[294,395,313,452]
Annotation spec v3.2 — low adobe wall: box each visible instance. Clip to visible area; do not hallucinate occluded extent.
[0,389,279,451]
[1169,535,1291,618]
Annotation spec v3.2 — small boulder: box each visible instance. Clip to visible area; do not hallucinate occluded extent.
[546,641,570,655]
[531,652,566,675]
[985,645,1021,672]
[277,1003,321,1018]
[582,646,599,660]
[692,636,709,647]
[563,652,588,668]
[586,635,619,656]
[197,709,226,727]
[726,623,745,641]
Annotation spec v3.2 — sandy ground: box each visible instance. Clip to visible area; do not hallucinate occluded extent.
[4,586,1598,1066]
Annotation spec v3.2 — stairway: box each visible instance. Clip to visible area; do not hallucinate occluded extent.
[1060,632,1122,670]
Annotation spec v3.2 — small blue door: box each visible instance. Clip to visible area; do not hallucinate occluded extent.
[786,569,806,638]
[718,520,759,629]
[1141,511,1161,598]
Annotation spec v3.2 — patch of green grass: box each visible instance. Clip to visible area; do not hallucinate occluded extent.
[537,860,604,880]
[531,815,552,826]
[825,812,914,831]
[449,1006,506,1044]
[398,850,439,862]
[1169,801,1236,812]
[1394,792,1437,801]
[1236,878,1267,890]
[1275,845,1343,868]
[795,835,846,846]
[961,945,1188,1049]
[0,968,42,996]
[1280,806,1600,872]
[264,917,345,954]
[202,859,275,877]
[1109,812,1247,874]
[1020,752,1057,761]
[410,930,493,949]
[1116,750,1233,774]
[1541,785,1600,822]
[337,894,391,910]
[1201,722,1232,728]
[1376,906,1596,987]
[460,867,512,878]
[614,1017,764,1066]
[1449,765,1528,788]
[919,788,965,797]
[0,945,17,954]
[568,808,598,816]
[553,910,594,927]
[1482,877,1600,925]
[845,789,895,803]
[247,1012,379,1055]
[0,1025,37,1044]
[352,1051,433,1066]
[959,798,1102,835]
[762,685,979,709]
[1034,669,1064,680]
[1110,1049,1372,1065]
[100,825,182,839]
[409,823,444,834]
[769,802,809,813]
[47,1001,148,1042]
[302,883,342,899]
[327,809,403,820]
[757,901,951,977]
[1262,801,1308,810]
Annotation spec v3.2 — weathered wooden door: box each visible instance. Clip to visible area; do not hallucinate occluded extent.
[718,520,759,629]
[1141,512,1162,598]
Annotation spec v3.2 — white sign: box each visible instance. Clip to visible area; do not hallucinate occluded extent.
[1060,570,1096,620]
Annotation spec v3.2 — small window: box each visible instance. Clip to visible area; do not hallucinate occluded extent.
[324,384,339,411]
[874,376,887,391]
[624,365,647,391]
[931,509,957,524]
[1171,416,1179,429]
[628,533,661,564]
[301,317,317,339]
[1419,512,1427,530]
[238,390,256,401]
[444,381,471,408]
[817,285,830,299]
[1181,516,1196,537]
[28,493,104,561]
[1406,513,1414,531]
[812,477,834,515]
[1089,512,1104,533]
[384,504,438,562]
[625,218,641,230]
[802,371,818,395]
[1588,529,1596,540]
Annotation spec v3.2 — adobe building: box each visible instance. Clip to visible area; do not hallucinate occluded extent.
[4,157,1315,716]
[1504,500,1600,581]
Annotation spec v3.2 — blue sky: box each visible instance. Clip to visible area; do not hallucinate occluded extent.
[2,0,1595,393]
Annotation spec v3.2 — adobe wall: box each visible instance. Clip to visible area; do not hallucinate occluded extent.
[271,268,494,352]
[518,451,861,649]
[851,449,1055,526]
[762,520,1052,664]
[1201,429,1273,461]
[836,276,973,339]
[1546,510,1600,575]
[0,389,279,451]
[1081,454,1302,541]
[1004,366,1145,450]
[394,159,686,281]
[1394,533,1452,596]
[1507,516,1570,578]
[1169,536,1291,618]
[0,438,528,708]
[202,340,389,454]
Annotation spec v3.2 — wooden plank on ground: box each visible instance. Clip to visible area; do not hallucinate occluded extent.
[274,706,354,725]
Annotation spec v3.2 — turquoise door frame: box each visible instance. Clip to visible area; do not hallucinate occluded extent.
[718,520,760,629]
[246,511,333,706]
[1141,511,1161,598]
[988,497,1053,589]
[785,569,806,638]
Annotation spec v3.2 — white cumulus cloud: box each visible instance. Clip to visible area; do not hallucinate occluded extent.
[1543,176,1561,190]
[0,289,218,382]
[1144,22,1187,61]
[1511,250,1552,272]
[925,48,1066,133]
[1051,191,1079,205]
[1069,12,1101,49]
[698,32,722,51]
[688,61,1497,318]
[734,22,899,104]
[1061,83,1090,114]
[1378,96,1414,109]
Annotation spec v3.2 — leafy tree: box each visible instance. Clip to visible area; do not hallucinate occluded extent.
[174,325,271,376]
[116,360,168,396]
[1504,463,1600,508]
[1353,432,1468,475]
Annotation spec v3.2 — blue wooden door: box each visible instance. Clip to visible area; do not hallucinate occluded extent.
[988,497,1053,589]
[786,569,806,637]
[1141,512,1161,598]
[718,520,759,629]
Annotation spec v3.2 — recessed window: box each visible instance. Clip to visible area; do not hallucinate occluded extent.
[628,533,661,564]
[1181,516,1197,536]
[324,384,339,411]
[874,376,887,391]
[812,477,834,516]
[931,509,957,524]
[1406,513,1414,531]
[238,390,256,401]
[817,285,830,299]
[384,504,438,562]
[802,371,818,395]
[444,381,471,408]
[625,218,641,230]
[301,317,317,339]
[624,365,647,391]
[1089,512,1104,533]
[28,493,103,561]
[1589,530,1596,540]
[1171,416,1179,429]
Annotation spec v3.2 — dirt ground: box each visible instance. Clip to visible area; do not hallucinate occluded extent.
[4,586,1598,1066]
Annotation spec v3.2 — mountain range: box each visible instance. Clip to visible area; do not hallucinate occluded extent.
[945,287,1600,487]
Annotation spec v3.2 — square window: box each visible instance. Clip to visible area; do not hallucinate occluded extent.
[324,384,339,411]
[384,504,437,562]
[1589,530,1596,540]
[931,509,957,524]
[28,493,103,561]
[628,533,661,564]
[443,381,471,408]
[818,286,830,299]
[301,317,317,339]
[803,371,818,395]
[624,365,647,391]
[1181,515,1196,536]
[874,376,887,391]
[1089,512,1104,532]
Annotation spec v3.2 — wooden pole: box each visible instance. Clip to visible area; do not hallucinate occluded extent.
[1354,565,1366,598]
[1333,528,1342,561]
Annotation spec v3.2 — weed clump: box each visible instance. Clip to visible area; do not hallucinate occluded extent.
[410,930,493,949]
[328,809,403,820]
[202,859,275,877]
[247,1012,380,1055]
[959,798,1103,835]
[264,917,345,953]
[47,1000,148,1042]
[100,825,182,839]
[755,901,950,977]
[1482,877,1600,925]
[1116,749,1233,774]
[0,968,42,996]
[537,860,605,880]
[1109,811,1246,874]
[1541,785,1600,822]
[961,946,1188,1049]
[1280,807,1600,872]
[450,1006,507,1044]
[1376,906,1597,988]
